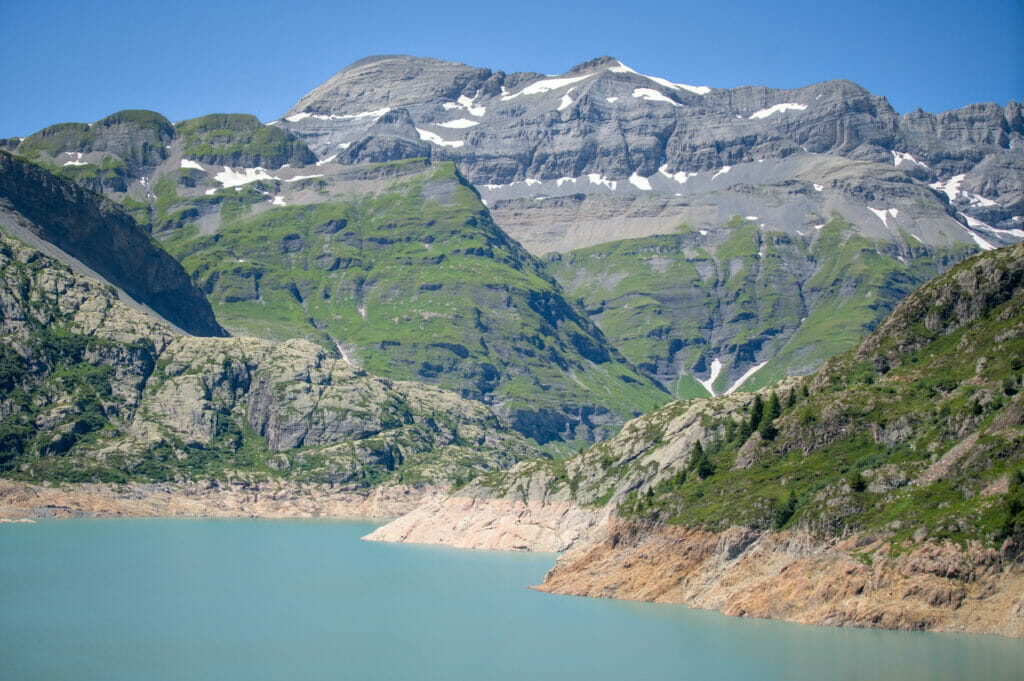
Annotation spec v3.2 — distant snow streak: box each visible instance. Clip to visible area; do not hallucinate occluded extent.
[610,61,710,95]
[724,362,768,395]
[632,88,680,106]
[658,165,695,184]
[214,166,277,189]
[416,128,464,148]
[892,150,928,168]
[501,73,594,101]
[711,166,731,180]
[930,174,965,202]
[558,88,576,111]
[285,108,391,123]
[868,206,898,227]
[697,358,723,397]
[443,95,486,117]
[749,103,807,119]
[436,119,479,128]
[180,159,205,171]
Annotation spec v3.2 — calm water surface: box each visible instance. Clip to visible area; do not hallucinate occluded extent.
[1,519,1020,681]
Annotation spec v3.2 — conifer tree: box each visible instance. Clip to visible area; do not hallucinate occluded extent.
[767,391,781,421]
[749,394,764,433]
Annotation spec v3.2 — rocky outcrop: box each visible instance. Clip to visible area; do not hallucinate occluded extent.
[364,496,608,551]
[0,151,226,337]
[537,520,1024,638]
[0,233,537,485]
[175,113,316,169]
[279,55,1023,246]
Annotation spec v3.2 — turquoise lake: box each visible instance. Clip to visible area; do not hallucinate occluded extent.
[1,519,1020,680]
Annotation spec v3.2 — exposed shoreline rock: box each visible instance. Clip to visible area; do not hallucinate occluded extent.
[536,519,1024,639]
[0,479,442,520]
[363,494,609,552]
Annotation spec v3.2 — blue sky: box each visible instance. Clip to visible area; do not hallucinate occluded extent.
[1,0,1021,137]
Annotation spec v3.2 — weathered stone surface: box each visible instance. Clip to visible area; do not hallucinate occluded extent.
[278,55,1023,251]
[0,151,225,336]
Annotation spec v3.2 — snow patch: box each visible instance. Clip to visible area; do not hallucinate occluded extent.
[868,207,899,227]
[892,150,928,168]
[632,88,680,106]
[699,229,708,236]
[745,215,758,221]
[658,164,696,183]
[558,88,576,111]
[524,178,541,187]
[606,96,619,103]
[749,103,807,120]
[285,173,324,182]
[963,214,1024,238]
[724,362,768,395]
[697,358,723,397]
[812,224,825,230]
[437,118,479,129]
[337,142,351,150]
[587,173,617,191]
[712,166,731,180]
[416,128,464,148]
[288,108,391,123]
[272,196,286,206]
[501,73,595,100]
[930,174,965,202]
[63,152,87,166]
[214,166,277,189]
[813,183,824,192]
[442,94,486,117]
[628,172,652,191]
[966,193,997,208]
[180,159,205,171]
[609,61,710,95]
[316,154,338,166]
[556,177,577,187]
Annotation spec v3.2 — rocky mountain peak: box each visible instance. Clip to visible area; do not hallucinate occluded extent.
[568,56,621,73]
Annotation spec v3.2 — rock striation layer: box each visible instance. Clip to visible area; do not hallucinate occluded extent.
[0,151,225,337]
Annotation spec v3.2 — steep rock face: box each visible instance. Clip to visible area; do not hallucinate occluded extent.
[17,110,175,191]
[0,152,226,337]
[279,55,1023,244]
[0,234,538,486]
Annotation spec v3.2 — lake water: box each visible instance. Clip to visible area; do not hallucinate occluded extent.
[1,519,1020,681]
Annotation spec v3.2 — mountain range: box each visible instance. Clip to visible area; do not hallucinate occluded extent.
[1,54,1023,636]
[1,54,1021,452]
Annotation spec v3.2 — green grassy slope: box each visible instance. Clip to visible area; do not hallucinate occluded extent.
[158,161,668,446]
[547,216,975,398]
